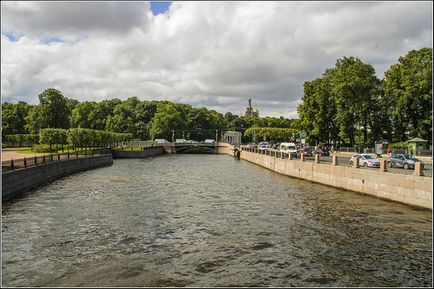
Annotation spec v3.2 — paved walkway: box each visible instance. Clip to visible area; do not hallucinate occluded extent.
[1,150,45,161]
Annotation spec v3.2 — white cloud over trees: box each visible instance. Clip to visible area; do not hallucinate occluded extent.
[1,1,432,118]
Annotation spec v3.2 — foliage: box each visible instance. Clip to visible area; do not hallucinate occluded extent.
[39,128,68,150]
[1,102,33,135]
[25,88,74,133]
[67,128,133,149]
[2,134,39,147]
[32,144,56,153]
[383,47,432,142]
[387,141,408,149]
[243,127,298,142]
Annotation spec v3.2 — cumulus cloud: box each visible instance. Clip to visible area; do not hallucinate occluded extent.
[1,1,432,118]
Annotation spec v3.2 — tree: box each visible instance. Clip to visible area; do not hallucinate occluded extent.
[326,57,380,146]
[1,101,33,135]
[39,128,68,152]
[26,88,73,132]
[150,103,188,141]
[70,101,98,129]
[383,47,432,142]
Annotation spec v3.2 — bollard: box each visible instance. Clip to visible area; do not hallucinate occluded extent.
[11,159,14,171]
[34,155,37,165]
[300,153,305,162]
[332,155,338,166]
[76,151,79,158]
[315,154,320,163]
[68,152,70,159]
[58,154,60,161]
[414,162,424,176]
[24,157,27,167]
[379,159,388,172]
[43,155,46,163]
[289,153,293,160]
[353,157,359,168]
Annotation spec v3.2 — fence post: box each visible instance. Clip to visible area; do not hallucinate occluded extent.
[315,154,320,163]
[11,159,14,171]
[300,153,305,162]
[34,155,37,165]
[353,157,359,168]
[43,155,46,163]
[379,159,388,172]
[24,157,27,167]
[76,151,79,158]
[332,155,338,166]
[58,154,60,161]
[414,162,424,176]
[85,150,87,157]
[68,152,70,159]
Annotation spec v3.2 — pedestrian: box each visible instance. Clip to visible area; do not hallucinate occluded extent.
[387,147,392,157]
[410,149,413,156]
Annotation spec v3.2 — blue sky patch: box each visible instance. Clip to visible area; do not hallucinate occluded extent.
[2,32,23,42]
[150,1,172,15]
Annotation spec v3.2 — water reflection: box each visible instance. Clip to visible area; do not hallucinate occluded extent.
[2,154,432,287]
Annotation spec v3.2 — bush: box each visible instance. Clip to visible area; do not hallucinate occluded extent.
[32,144,56,153]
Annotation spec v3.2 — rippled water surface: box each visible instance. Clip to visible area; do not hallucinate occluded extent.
[2,154,432,287]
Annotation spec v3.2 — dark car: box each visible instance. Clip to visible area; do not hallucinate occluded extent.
[387,154,423,170]
[313,148,330,156]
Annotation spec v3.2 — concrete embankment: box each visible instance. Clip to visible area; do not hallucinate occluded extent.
[240,149,432,209]
[2,155,113,202]
[112,147,164,158]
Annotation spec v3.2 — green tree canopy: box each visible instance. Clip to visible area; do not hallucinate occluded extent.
[383,47,432,142]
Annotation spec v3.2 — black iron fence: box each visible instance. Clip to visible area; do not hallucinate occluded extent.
[2,148,111,173]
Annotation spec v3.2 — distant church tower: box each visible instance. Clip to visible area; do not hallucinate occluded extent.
[245,98,259,117]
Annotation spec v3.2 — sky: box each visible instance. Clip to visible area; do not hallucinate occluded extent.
[1,1,432,118]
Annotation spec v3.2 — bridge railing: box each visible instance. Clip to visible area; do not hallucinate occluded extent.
[2,148,111,173]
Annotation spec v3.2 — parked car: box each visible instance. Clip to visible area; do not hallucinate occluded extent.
[298,147,313,156]
[279,142,299,157]
[349,154,380,168]
[175,139,187,143]
[155,139,169,144]
[204,139,215,144]
[247,143,258,148]
[387,154,423,170]
[258,142,270,150]
[313,148,330,156]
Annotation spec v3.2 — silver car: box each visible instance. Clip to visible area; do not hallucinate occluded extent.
[349,154,380,168]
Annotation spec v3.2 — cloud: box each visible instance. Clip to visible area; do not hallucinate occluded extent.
[1,1,432,118]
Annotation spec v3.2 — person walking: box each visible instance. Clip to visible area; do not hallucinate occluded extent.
[387,147,392,157]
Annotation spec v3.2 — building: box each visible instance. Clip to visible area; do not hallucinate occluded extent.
[245,98,259,117]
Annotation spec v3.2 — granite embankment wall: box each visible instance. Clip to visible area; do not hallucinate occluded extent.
[112,147,164,158]
[240,150,432,209]
[2,155,113,202]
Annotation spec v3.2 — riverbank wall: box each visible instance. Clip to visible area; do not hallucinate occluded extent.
[112,147,164,158]
[2,155,113,202]
[240,149,432,209]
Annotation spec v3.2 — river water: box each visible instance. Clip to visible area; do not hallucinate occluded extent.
[2,154,432,287]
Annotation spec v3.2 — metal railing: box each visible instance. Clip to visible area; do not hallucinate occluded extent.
[240,146,432,177]
[2,148,111,173]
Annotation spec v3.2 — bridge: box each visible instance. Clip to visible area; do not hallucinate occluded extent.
[158,142,239,154]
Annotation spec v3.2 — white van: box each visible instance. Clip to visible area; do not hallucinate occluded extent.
[204,139,216,144]
[279,142,299,156]
[155,139,169,144]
